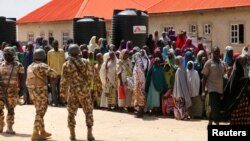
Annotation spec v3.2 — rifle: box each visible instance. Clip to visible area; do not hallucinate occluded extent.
[0,63,14,115]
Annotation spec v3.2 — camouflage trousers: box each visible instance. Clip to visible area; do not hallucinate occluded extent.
[67,94,94,129]
[28,88,48,132]
[0,88,19,128]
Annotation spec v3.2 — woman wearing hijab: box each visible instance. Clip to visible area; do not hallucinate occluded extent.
[118,40,126,51]
[195,43,207,57]
[88,36,99,53]
[126,41,133,52]
[184,50,195,68]
[242,45,249,56]
[132,52,146,118]
[116,49,133,110]
[146,34,156,55]
[173,56,192,120]
[223,46,234,67]
[140,49,150,76]
[100,38,109,54]
[162,49,177,116]
[91,53,103,108]
[181,38,197,55]
[195,50,207,96]
[221,55,250,124]
[100,52,117,109]
[145,57,167,116]
[186,61,203,118]
[150,48,164,65]
[162,46,169,61]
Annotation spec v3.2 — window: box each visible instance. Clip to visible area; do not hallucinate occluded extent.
[62,32,70,45]
[231,24,244,44]
[204,24,211,35]
[189,24,197,33]
[164,26,174,32]
[27,32,34,42]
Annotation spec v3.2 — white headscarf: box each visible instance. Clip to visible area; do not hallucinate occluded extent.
[133,52,145,91]
[186,61,200,97]
[173,56,192,108]
[141,49,150,72]
[100,52,117,88]
[242,46,249,56]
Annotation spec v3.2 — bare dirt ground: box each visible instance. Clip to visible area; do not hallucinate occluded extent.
[0,105,211,141]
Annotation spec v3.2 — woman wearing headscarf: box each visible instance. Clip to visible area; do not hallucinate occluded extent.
[184,50,195,68]
[162,51,176,116]
[195,50,207,96]
[132,52,146,118]
[100,52,117,109]
[140,49,151,77]
[118,40,126,51]
[116,49,133,110]
[186,61,203,118]
[195,43,207,57]
[91,53,103,108]
[150,48,164,65]
[174,48,181,57]
[126,41,133,52]
[100,39,109,54]
[173,56,192,120]
[223,46,235,80]
[145,57,167,116]
[176,31,187,49]
[162,46,169,61]
[146,34,156,55]
[221,55,250,124]
[181,38,197,56]
[88,36,99,53]
[242,45,249,56]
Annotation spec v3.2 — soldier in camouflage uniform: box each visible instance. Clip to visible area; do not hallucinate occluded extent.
[0,47,24,134]
[60,44,95,141]
[26,49,57,140]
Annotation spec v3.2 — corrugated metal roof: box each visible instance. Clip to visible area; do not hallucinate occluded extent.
[147,0,250,14]
[18,0,83,23]
[17,0,250,24]
[17,0,145,23]
[75,0,145,19]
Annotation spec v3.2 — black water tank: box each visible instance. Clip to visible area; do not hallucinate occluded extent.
[73,16,106,45]
[0,16,16,44]
[112,9,148,48]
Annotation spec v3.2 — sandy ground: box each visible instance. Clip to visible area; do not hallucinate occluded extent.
[0,105,210,141]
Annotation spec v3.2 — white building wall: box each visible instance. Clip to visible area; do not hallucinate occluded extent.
[149,7,250,53]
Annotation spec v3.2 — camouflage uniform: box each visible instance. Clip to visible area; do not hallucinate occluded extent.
[26,62,57,136]
[60,57,94,134]
[0,61,24,132]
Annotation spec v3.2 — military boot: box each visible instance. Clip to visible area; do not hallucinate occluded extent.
[0,126,3,133]
[40,128,51,138]
[6,125,15,134]
[69,128,76,140]
[87,128,95,141]
[31,130,40,140]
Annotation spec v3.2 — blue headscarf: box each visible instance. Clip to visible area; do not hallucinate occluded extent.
[162,46,169,61]
[184,50,194,67]
[100,39,109,54]
[223,46,234,66]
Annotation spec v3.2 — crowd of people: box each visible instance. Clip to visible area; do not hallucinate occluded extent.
[0,28,250,139]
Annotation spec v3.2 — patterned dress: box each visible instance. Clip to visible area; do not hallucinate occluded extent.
[92,63,102,107]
